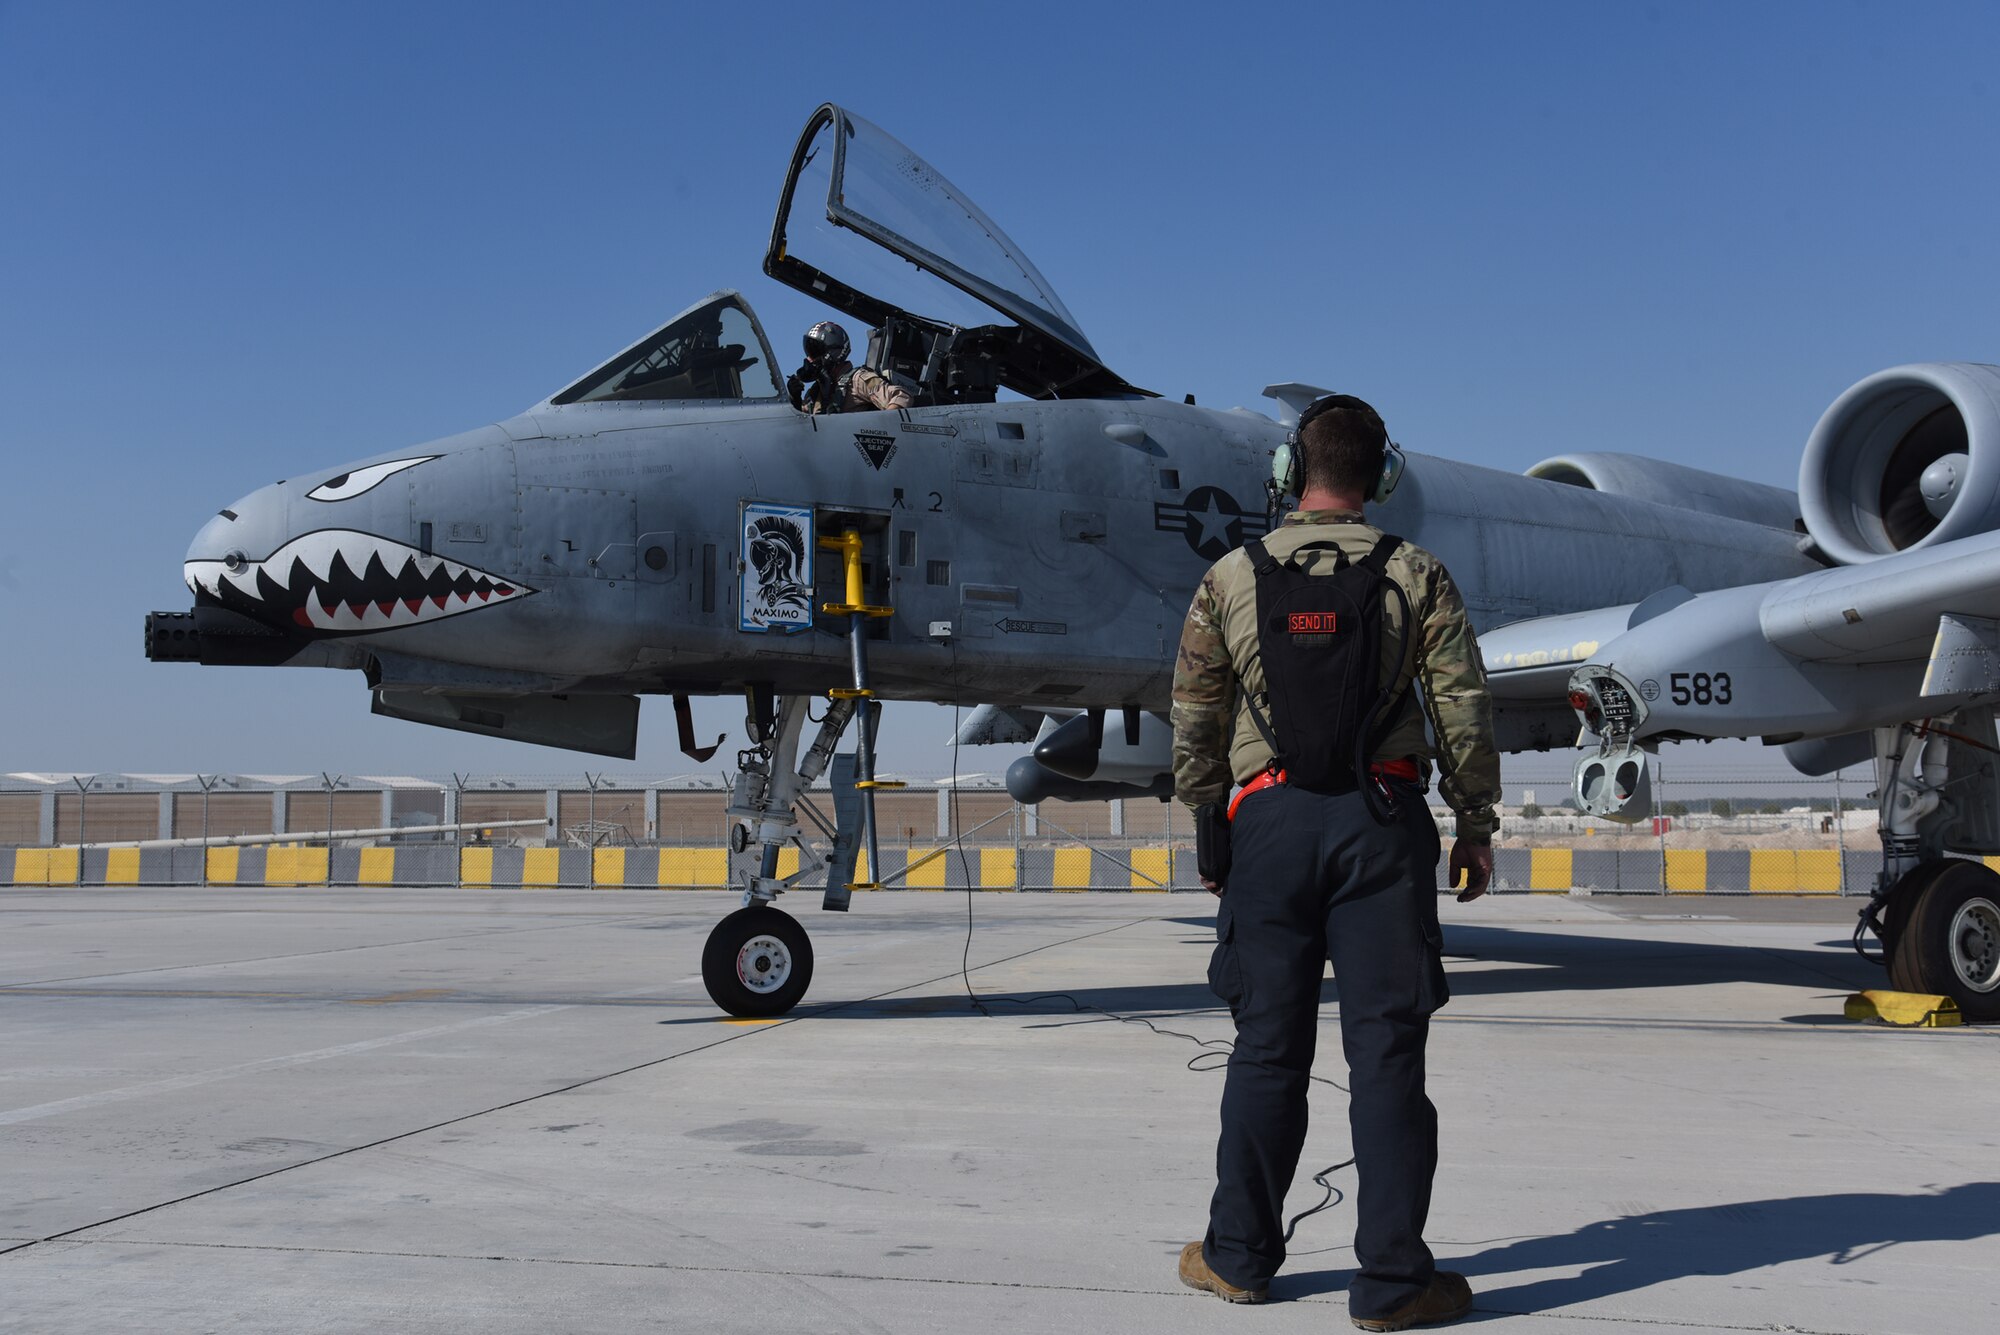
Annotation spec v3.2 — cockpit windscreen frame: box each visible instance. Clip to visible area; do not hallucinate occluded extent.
[548,289,783,407]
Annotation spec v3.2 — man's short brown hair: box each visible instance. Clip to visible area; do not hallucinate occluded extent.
[1297,396,1389,498]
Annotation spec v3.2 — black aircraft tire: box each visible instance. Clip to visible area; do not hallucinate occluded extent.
[1878,861,1946,960]
[702,906,814,1017]
[1886,860,2000,1022]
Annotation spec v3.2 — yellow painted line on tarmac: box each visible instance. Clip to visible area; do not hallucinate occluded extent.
[720,1018,784,1026]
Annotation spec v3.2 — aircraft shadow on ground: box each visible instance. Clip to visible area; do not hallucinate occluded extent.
[816,919,1878,1021]
[1274,1183,2000,1314]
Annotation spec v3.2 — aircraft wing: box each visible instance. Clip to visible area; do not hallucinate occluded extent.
[1478,525,2000,763]
[1758,529,2000,665]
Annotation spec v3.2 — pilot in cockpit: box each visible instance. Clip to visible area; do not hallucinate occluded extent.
[787,321,914,415]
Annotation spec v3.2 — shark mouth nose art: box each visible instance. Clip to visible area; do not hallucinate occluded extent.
[184,530,535,634]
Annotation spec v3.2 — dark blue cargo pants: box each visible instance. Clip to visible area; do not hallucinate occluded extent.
[1202,781,1448,1319]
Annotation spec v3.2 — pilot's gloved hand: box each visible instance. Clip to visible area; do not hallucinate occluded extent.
[1448,838,1493,902]
[786,371,810,409]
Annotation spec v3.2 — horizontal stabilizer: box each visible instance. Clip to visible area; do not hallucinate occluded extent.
[1261,382,1339,427]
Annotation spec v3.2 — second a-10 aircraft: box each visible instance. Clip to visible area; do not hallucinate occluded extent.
[150,104,2000,1021]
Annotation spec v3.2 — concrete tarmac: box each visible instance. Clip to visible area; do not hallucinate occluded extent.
[2,887,1995,1334]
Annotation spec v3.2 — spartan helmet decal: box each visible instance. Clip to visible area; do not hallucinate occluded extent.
[745,511,814,628]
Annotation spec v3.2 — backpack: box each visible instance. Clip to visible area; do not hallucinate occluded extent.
[1239,534,1414,806]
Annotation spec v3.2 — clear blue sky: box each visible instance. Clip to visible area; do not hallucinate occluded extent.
[2,2,1995,779]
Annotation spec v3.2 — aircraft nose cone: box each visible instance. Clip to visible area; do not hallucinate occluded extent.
[183,511,244,592]
[183,488,289,601]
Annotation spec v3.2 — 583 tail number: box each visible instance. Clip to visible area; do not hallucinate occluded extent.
[1670,672,1732,706]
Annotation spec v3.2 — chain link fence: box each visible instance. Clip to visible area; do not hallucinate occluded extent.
[0,767,1898,893]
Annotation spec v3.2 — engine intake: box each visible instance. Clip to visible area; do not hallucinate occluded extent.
[1799,362,2000,564]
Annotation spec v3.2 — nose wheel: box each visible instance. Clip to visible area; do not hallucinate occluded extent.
[703,905,815,1017]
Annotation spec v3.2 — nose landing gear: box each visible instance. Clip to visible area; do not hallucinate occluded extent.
[702,904,815,1017]
[699,528,900,1017]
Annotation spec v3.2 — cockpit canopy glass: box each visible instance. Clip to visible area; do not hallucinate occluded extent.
[766,105,1140,401]
[784,119,1001,336]
[552,291,781,406]
[829,111,1098,362]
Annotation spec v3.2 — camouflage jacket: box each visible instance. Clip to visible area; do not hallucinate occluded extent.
[804,365,913,414]
[1170,509,1502,842]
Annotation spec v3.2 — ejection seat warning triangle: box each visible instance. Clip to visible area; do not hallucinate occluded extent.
[853,432,898,470]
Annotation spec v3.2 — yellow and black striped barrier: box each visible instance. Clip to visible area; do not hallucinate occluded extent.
[0,844,1188,889]
[0,844,1956,893]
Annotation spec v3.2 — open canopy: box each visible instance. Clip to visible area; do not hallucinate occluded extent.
[765,104,1142,401]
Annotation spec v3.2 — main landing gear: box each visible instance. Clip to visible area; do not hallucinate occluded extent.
[700,527,902,1017]
[1858,715,2000,1021]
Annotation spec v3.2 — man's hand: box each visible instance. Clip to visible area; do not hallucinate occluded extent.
[1448,839,1493,902]
[787,363,826,410]
[1201,877,1221,896]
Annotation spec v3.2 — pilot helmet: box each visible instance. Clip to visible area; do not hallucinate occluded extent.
[803,321,851,366]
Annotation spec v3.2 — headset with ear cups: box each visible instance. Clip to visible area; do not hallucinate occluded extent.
[1271,394,1406,505]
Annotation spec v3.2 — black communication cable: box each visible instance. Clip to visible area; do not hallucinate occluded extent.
[945,641,1354,1244]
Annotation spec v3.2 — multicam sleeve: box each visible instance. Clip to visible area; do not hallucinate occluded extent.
[1171,567,1236,809]
[1415,564,1503,843]
[852,369,914,411]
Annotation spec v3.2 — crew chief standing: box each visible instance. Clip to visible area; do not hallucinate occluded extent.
[1171,394,1500,1330]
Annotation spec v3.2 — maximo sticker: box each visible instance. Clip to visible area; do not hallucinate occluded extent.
[740,502,815,634]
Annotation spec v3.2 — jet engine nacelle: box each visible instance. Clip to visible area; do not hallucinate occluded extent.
[1799,362,2000,565]
[1526,453,1800,532]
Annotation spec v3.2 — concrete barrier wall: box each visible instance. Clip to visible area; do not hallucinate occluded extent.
[0,843,1948,893]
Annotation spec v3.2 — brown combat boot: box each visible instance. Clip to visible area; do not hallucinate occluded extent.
[1178,1241,1268,1304]
[1351,1270,1473,1331]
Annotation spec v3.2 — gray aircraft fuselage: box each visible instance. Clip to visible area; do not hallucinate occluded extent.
[171,377,1815,723]
[147,101,2000,1024]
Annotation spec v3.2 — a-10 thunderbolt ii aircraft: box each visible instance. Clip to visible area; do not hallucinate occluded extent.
[148,103,2000,1020]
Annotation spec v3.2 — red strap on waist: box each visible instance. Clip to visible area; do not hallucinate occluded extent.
[1228,760,1420,821]
[1229,769,1286,821]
